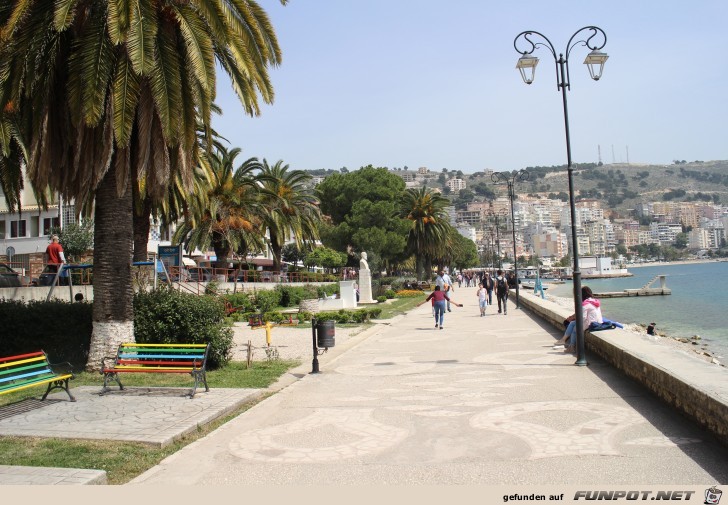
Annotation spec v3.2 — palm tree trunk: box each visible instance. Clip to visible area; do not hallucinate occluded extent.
[133,196,152,262]
[86,161,135,371]
[212,232,231,270]
[271,243,282,272]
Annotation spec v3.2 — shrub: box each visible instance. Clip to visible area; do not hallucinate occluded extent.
[384,289,396,299]
[133,288,233,369]
[275,285,319,307]
[222,293,255,313]
[253,289,282,313]
[305,308,381,324]
[376,295,387,303]
[395,289,422,298]
[0,299,92,369]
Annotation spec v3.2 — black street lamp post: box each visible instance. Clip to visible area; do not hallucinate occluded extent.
[513,26,608,366]
[491,170,529,309]
[486,207,509,270]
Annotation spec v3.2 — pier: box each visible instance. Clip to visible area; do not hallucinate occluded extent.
[594,274,671,298]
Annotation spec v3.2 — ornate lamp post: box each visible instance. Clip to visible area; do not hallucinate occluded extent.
[491,170,529,309]
[513,26,608,366]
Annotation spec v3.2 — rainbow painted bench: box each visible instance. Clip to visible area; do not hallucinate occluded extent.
[0,351,75,401]
[100,343,210,398]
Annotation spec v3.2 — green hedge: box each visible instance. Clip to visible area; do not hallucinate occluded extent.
[312,308,382,324]
[0,299,92,369]
[133,289,234,369]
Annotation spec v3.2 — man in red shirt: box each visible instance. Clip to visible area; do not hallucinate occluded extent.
[45,235,66,271]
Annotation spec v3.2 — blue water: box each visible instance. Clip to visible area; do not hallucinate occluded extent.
[545,261,728,358]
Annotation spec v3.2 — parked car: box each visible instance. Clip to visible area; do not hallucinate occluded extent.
[0,263,21,287]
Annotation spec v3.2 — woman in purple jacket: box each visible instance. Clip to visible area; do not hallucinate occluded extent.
[426,286,463,329]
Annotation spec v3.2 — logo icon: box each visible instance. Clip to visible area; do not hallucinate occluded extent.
[706,486,722,505]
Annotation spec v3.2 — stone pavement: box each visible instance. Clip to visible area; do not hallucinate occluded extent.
[0,387,260,447]
[130,287,728,485]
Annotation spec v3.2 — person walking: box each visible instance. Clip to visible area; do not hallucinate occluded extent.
[495,269,509,315]
[476,282,488,317]
[483,272,494,306]
[425,285,463,329]
[436,269,454,312]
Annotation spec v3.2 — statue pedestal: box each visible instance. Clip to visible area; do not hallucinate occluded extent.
[358,269,376,304]
[339,281,358,308]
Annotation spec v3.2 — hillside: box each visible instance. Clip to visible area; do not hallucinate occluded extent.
[456,160,728,216]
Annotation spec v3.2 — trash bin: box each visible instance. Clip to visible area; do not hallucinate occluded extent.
[316,320,336,348]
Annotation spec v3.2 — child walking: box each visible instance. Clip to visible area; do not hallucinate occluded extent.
[477,282,488,316]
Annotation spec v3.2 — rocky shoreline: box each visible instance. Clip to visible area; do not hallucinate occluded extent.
[546,294,725,368]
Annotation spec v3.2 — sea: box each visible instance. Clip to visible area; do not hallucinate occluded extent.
[544,261,728,359]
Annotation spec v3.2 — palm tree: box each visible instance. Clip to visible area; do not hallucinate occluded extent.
[257,159,321,271]
[173,146,265,269]
[0,0,286,370]
[399,187,453,280]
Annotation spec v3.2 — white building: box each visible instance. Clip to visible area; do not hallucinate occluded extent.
[0,172,77,258]
[649,222,683,245]
[447,178,467,192]
[688,228,710,250]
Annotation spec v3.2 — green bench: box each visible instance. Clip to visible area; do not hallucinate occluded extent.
[0,351,75,401]
[101,343,210,398]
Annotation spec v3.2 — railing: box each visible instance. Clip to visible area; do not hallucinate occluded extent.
[161,266,342,286]
[5,261,93,287]
[2,260,345,289]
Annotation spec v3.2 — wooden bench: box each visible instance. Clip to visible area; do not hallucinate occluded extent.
[0,351,75,401]
[101,343,210,398]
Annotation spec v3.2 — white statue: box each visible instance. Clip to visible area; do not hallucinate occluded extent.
[359,251,369,271]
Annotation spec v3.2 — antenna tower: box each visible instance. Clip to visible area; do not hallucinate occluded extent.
[598,145,602,164]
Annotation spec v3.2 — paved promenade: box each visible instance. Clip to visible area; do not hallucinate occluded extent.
[131,287,728,485]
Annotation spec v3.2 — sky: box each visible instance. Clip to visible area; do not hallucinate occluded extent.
[212,0,728,174]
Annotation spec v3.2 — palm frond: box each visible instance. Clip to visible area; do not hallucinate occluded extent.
[111,52,140,147]
[127,0,157,75]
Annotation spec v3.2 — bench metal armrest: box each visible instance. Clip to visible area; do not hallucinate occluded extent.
[100,356,117,372]
[48,360,75,377]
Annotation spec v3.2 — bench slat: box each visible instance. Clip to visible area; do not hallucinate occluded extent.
[118,353,204,360]
[0,361,48,378]
[116,359,202,366]
[0,351,45,364]
[0,373,73,395]
[0,355,47,370]
[109,368,195,373]
[0,368,55,385]
[120,343,207,348]
[0,372,55,390]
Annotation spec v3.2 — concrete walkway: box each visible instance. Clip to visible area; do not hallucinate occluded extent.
[130,287,728,485]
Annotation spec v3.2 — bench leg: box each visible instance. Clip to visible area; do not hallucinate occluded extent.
[189,370,209,398]
[101,372,124,394]
[42,378,76,402]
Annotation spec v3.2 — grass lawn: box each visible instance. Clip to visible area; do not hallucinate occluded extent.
[0,359,299,483]
[375,296,424,319]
